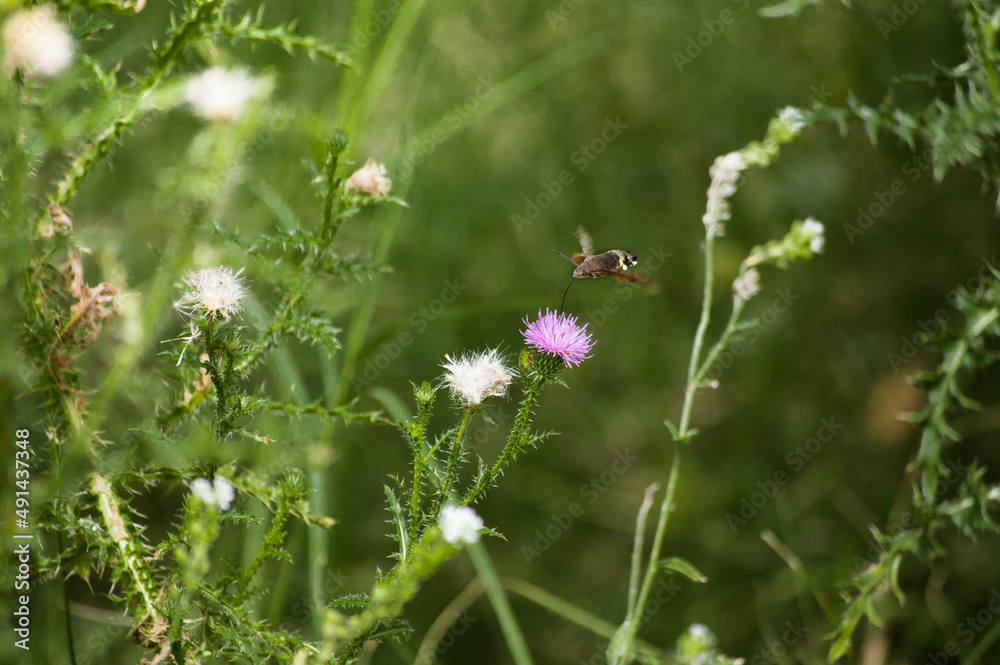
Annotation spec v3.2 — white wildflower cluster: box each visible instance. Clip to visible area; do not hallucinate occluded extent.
[184,67,261,122]
[732,268,761,303]
[346,158,392,197]
[176,267,248,321]
[190,477,235,510]
[3,6,73,77]
[801,217,825,254]
[438,504,484,545]
[441,348,513,407]
[702,151,747,238]
[988,486,1000,502]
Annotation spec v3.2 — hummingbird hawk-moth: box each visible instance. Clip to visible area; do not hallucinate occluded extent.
[555,227,641,310]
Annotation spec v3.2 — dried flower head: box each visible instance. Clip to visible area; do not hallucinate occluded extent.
[3,6,73,77]
[441,348,513,407]
[346,158,392,197]
[438,504,484,545]
[522,309,595,367]
[176,267,247,321]
[59,252,119,348]
[190,477,235,510]
[732,268,761,302]
[184,67,261,122]
[703,151,747,238]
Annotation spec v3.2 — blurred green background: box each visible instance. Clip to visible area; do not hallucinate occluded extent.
[11,0,1000,663]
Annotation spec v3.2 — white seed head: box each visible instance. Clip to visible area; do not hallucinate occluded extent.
[346,158,392,197]
[438,504,484,545]
[184,67,261,122]
[441,348,513,407]
[3,6,73,77]
[177,267,247,321]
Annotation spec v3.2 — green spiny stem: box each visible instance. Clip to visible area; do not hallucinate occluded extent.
[408,434,426,546]
[148,0,226,88]
[327,528,458,662]
[441,409,474,501]
[463,372,543,506]
[91,474,161,625]
[918,337,969,503]
[235,498,290,604]
[40,0,226,223]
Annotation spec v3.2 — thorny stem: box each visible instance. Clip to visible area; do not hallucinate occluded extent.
[408,437,426,546]
[40,0,226,224]
[462,372,544,506]
[918,337,969,502]
[235,498,290,604]
[442,409,474,501]
[91,474,162,626]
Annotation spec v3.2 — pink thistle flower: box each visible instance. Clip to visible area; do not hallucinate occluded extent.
[521,309,595,367]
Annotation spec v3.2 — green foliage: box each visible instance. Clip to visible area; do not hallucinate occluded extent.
[827,275,1000,662]
[805,2,1000,193]
[8,0,1000,664]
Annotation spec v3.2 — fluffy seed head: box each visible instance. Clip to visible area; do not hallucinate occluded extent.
[522,309,595,367]
[441,348,513,407]
[177,267,247,321]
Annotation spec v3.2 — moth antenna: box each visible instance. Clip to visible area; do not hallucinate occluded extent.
[560,275,576,312]
[553,249,577,265]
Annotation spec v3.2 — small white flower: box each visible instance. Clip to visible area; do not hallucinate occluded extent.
[732,268,761,302]
[988,487,1000,502]
[184,67,261,122]
[190,478,214,504]
[778,106,806,134]
[176,267,247,321]
[346,158,392,197]
[212,477,235,510]
[438,504,484,545]
[190,477,235,510]
[702,151,747,237]
[3,6,73,77]
[441,348,513,407]
[802,217,825,254]
[688,624,713,641]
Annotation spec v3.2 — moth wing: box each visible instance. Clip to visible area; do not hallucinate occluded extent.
[575,226,595,257]
[593,269,643,284]
[572,253,586,265]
